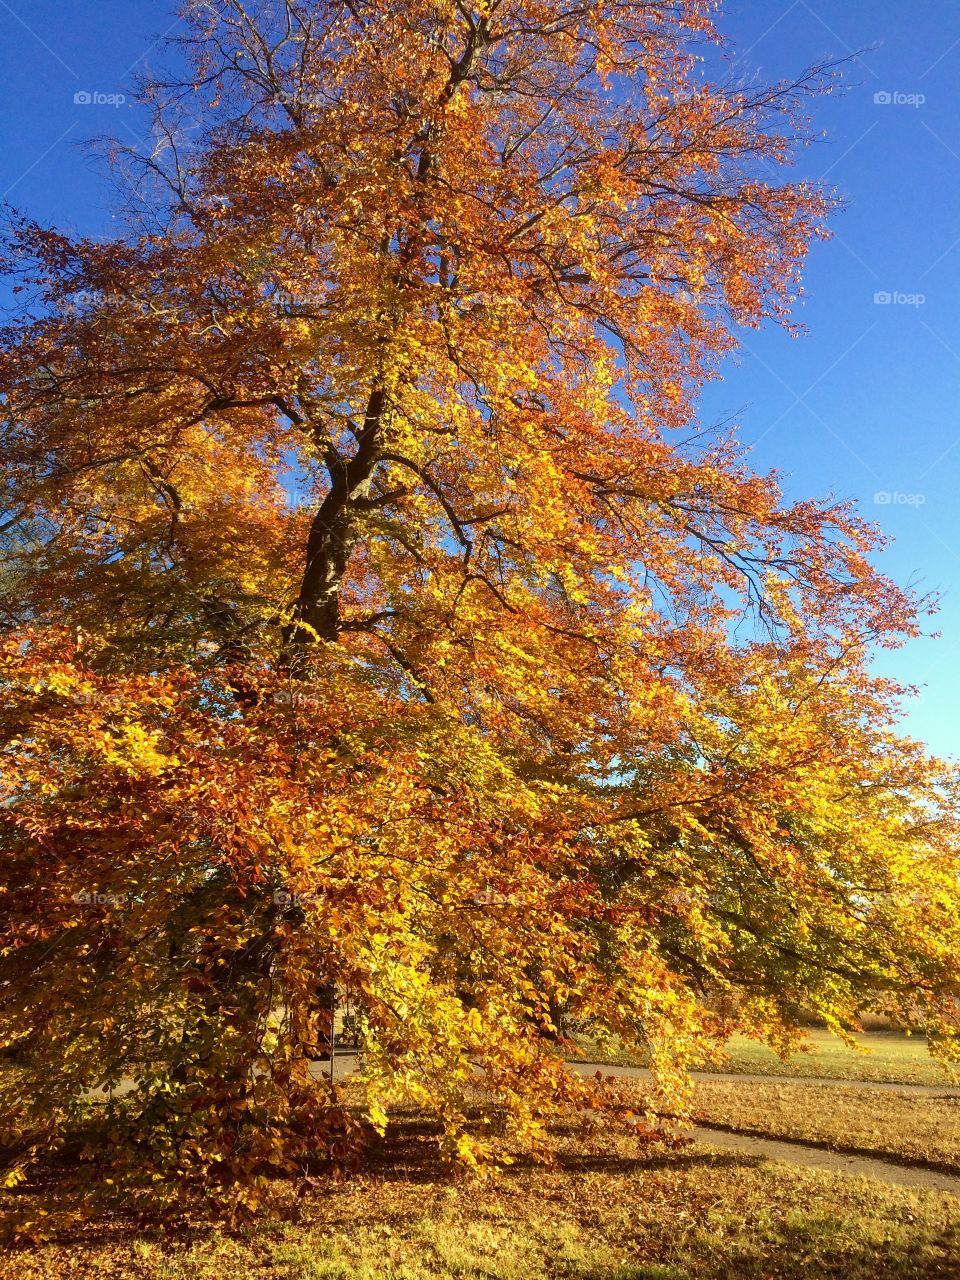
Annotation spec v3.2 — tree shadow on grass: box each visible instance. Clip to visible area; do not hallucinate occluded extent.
[359,1111,749,1185]
[0,1113,754,1252]
[4,1114,960,1280]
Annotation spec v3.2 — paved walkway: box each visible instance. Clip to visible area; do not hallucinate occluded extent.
[689,1126,960,1196]
[569,1060,960,1195]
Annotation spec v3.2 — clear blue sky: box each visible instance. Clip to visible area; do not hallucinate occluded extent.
[1,1,959,757]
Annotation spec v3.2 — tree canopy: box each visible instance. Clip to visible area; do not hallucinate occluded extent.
[2,0,959,1219]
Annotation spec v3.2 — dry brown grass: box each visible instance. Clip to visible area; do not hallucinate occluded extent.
[692,1080,960,1174]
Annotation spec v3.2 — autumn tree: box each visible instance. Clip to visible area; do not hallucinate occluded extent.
[2,0,960,1217]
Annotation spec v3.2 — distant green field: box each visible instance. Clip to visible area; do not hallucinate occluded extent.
[709,1031,955,1085]
[578,1029,957,1086]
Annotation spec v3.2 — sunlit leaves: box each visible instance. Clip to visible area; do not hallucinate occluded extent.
[1,0,958,1223]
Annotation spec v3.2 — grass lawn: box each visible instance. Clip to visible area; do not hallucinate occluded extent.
[692,1081,960,1174]
[704,1033,955,1086]
[3,1120,960,1279]
[578,1030,956,1086]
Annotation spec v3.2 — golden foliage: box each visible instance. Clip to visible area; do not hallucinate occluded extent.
[1,0,958,1219]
